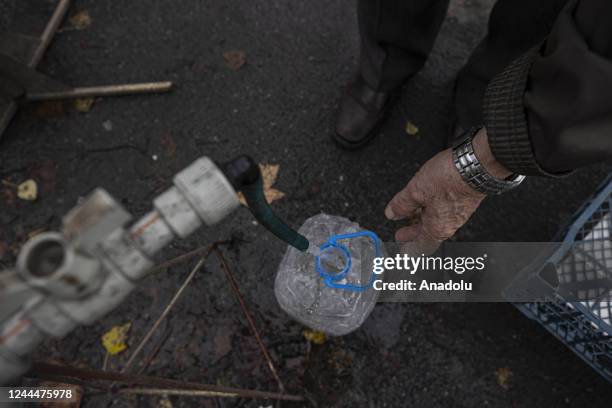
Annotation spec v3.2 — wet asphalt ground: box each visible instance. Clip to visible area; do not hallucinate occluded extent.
[1,0,612,407]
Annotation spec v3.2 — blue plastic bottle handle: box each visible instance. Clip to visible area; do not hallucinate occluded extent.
[315,230,382,292]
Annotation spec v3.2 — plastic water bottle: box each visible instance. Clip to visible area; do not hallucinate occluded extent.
[274,213,382,336]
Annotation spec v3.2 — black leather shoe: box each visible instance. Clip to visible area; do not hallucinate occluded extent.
[333,76,394,150]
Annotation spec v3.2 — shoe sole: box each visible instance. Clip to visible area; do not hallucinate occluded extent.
[332,120,384,150]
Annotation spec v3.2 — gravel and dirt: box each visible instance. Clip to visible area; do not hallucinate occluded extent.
[1,0,611,407]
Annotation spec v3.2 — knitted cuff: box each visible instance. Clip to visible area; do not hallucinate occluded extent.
[483,45,562,177]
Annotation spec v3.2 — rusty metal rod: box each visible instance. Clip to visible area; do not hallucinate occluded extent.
[0,0,71,138]
[30,362,303,401]
[214,248,285,392]
[26,81,174,101]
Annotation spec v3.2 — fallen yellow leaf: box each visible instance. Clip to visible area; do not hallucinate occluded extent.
[69,10,92,30]
[237,163,285,206]
[405,120,419,136]
[74,97,94,113]
[101,322,131,355]
[303,329,326,345]
[495,367,512,389]
[158,395,173,408]
[17,179,38,201]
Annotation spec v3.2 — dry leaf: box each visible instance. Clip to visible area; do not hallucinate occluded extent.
[34,101,65,118]
[160,132,177,158]
[74,97,94,113]
[17,179,38,201]
[29,160,57,194]
[238,163,285,206]
[70,10,91,30]
[237,193,246,206]
[158,395,173,408]
[101,322,131,355]
[405,120,419,136]
[495,367,512,389]
[260,163,285,203]
[223,50,246,70]
[303,329,326,345]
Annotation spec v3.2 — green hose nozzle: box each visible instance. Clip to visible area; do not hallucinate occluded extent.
[222,155,309,252]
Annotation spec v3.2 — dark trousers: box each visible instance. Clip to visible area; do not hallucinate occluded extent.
[358,0,568,129]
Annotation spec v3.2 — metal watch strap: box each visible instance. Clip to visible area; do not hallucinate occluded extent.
[452,127,525,195]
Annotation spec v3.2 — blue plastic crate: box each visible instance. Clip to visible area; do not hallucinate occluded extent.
[506,174,612,382]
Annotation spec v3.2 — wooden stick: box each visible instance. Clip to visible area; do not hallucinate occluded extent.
[118,388,239,398]
[30,0,72,68]
[26,81,173,101]
[148,240,231,274]
[136,327,172,375]
[0,0,71,137]
[30,362,303,401]
[121,254,209,373]
[120,240,229,374]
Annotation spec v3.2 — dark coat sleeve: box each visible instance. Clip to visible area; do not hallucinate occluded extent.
[483,0,612,176]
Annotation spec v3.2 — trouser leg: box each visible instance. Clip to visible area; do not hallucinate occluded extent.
[358,0,450,92]
[453,0,569,129]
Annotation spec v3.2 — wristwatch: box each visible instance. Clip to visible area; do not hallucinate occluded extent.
[452,127,525,195]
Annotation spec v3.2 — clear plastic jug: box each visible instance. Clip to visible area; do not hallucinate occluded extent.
[274,213,382,336]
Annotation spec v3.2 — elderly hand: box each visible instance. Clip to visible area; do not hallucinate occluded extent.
[384,127,511,253]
